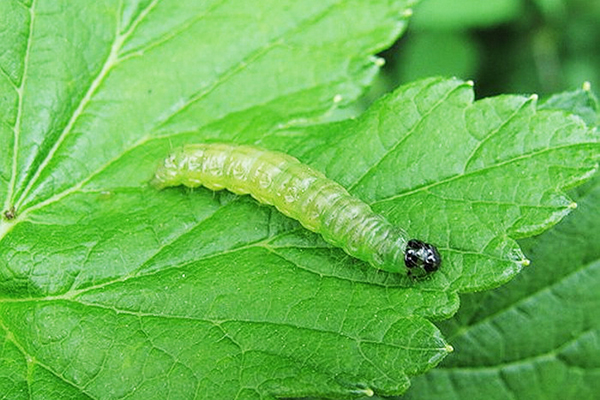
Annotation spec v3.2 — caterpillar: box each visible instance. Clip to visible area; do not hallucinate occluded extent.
[152,143,441,278]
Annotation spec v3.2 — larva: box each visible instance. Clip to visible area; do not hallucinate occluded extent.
[153,143,441,278]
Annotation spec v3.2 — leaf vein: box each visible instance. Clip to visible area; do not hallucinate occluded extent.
[13,0,160,211]
[374,142,597,205]
[348,80,468,192]
[462,97,534,172]
[446,259,599,343]
[150,0,346,133]
[4,0,35,211]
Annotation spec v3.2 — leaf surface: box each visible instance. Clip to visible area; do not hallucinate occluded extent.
[403,86,600,400]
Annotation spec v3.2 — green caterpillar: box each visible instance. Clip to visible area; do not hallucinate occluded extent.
[153,143,441,278]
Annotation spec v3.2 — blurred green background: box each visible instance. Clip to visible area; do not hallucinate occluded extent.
[367,0,599,102]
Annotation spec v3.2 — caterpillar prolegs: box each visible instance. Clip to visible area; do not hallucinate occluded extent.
[153,143,441,278]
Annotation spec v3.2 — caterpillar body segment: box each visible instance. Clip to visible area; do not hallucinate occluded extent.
[153,143,441,277]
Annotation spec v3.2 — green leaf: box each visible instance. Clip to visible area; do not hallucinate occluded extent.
[540,82,600,128]
[263,78,598,292]
[403,87,600,400]
[1,3,599,400]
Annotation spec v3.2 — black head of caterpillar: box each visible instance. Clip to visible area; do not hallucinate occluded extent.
[404,239,442,279]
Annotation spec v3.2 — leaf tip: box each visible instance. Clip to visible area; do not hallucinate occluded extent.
[402,8,413,17]
[466,80,474,87]
[445,344,454,353]
[520,259,531,267]
[374,57,385,67]
[569,202,578,210]
[333,94,343,103]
